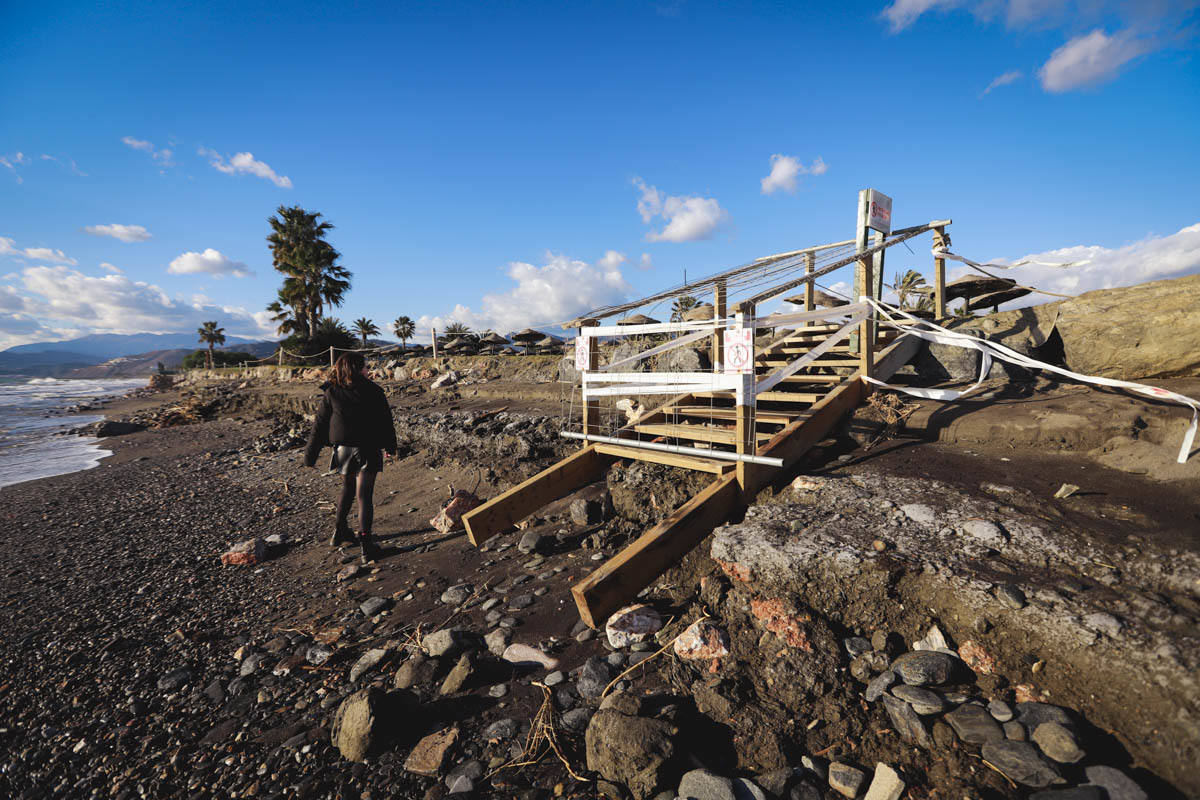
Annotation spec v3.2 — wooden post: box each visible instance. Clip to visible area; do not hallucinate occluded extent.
[933,226,947,319]
[329,348,335,368]
[580,319,600,441]
[431,327,438,359]
[803,252,815,326]
[733,305,756,495]
[712,280,727,371]
[277,349,283,366]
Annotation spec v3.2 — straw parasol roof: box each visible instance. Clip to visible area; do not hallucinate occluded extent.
[443,336,471,350]
[916,275,1016,302]
[682,303,714,321]
[783,290,847,308]
[535,335,561,348]
[967,286,1032,311]
[479,332,509,345]
[510,328,544,343]
[618,313,660,325]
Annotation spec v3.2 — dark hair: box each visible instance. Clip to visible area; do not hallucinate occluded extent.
[331,351,366,387]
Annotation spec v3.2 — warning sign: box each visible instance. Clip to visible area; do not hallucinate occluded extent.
[866,189,892,234]
[723,328,754,374]
[575,336,590,371]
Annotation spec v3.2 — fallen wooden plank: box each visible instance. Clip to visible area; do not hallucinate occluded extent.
[463,445,614,546]
[593,443,733,475]
[753,391,823,403]
[572,474,740,627]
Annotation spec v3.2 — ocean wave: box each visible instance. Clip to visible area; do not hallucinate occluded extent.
[26,377,62,384]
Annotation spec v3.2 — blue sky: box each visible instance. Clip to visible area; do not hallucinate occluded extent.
[1,0,1198,348]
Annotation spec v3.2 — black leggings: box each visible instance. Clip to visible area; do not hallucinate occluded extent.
[335,469,377,535]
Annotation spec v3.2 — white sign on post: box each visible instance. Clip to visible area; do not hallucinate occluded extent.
[723,328,754,374]
[574,335,590,371]
[866,189,892,235]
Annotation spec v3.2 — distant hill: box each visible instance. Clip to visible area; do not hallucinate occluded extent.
[0,333,277,376]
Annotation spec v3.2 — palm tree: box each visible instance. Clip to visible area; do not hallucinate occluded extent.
[952,302,975,319]
[891,269,927,309]
[353,317,380,348]
[266,289,304,337]
[266,206,352,339]
[443,321,471,337]
[392,315,415,351]
[197,321,225,369]
[670,294,699,322]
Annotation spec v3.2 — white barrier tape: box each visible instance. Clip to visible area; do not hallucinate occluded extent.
[932,247,1090,270]
[755,311,867,395]
[601,328,711,372]
[864,299,1200,464]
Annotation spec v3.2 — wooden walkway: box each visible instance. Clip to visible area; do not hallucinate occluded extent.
[463,328,920,627]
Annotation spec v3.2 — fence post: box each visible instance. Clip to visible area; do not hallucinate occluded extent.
[431,327,438,359]
[734,304,757,495]
[278,349,283,367]
[803,252,815,327]
[933,226,947,319]
[712,279,726,372]
[329,348,335,368]
[580,319,601,441]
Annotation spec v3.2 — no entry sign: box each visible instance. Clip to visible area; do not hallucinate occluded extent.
[724,328,754,374]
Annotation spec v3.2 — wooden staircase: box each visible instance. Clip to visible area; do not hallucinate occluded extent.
[463,325,920,627]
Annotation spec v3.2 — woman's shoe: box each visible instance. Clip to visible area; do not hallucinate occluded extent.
[330,524,354,547]
[358,533,381,564]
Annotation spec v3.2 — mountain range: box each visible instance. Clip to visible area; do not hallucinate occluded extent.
[0,333,278,377]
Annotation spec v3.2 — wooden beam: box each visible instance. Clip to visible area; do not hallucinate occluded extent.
[670,406,799,424]
[463,445,614,546]
[712,280,726,372]
[634,422,773,446]
[933,226,947,319]
[593,443,733,475]
[572,474,740,627]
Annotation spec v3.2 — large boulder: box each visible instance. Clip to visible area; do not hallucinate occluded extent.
[330,687,418,762]
[585,707,681,800]
[1052,273,1200,379]
[652,346,710,372]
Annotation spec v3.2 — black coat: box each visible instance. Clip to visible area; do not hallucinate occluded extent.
[304,377,398,467]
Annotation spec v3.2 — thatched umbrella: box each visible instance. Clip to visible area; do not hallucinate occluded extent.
[618,313,660,326]
[443,336,470,351]
[479,331,509,354]
[534,335,562,354]
[511,328,544,355]
[967,286,1031,312]
[682,303,714,321]
[783,290,847,308]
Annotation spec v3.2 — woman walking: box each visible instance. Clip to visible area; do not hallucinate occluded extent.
[304,351,397,563]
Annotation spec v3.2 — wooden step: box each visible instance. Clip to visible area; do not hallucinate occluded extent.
[667,406,799,424]
[633,423,773,446]
[760,358,861,367]
[751,373,843,384]
[754,391,822,404]
[592,443,733,475]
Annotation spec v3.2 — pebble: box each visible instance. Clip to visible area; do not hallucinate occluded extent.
[732,777,768,800]
[944,703,1004,744]
[980,741,1060,788]
[1004,721,1026,740]
[988,699,1014,722]
[1032,721,1085,763]
[890,685,946,715]
[828,762,866,799]
[508,593,534,610]
[439,584,472,605]
[678,769,735,800]
[483,718,519,741]
[488,684,508,698]
[864,670,896,702]
[544,671,565,687]
[961,519,1005,548]
[560,708,593,732]
[359,596,391,617]
[863,762,905,800]
[157,667,192,691]
[891,651,955,686]
[899,503,936,525]
[1083,766,1148,800]
[843,636,872,657]
[881,694,931,747]
[576,656,613,699]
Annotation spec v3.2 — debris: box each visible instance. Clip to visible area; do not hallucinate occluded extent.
[604,604,663,649]
[430,489,482,534]
[220,538,267,566]
[1054,483,1080,499]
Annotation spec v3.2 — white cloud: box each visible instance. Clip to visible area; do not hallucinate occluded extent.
[0,152,29,183]
[639,253,654,271]
[415,251,635,339]
[1038,29,1148,92]
[881,0,960,32]
[632,177,729,243]
[121,136,174,170]
[946,223,1200,309]
[84,223,152,243]
[0,237,77,265]
[0,264,272,349]
[199,147,292,188]
[167,248,253,278]
[597,250,627,270]
[981,70,1022,96]
[760,154,829,194]
[99,262,124,274]
[39,154,86,176]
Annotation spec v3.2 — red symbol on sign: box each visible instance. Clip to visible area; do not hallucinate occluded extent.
[575,337,589,371]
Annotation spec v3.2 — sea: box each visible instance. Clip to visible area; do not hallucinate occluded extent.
[0,376,148,489]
